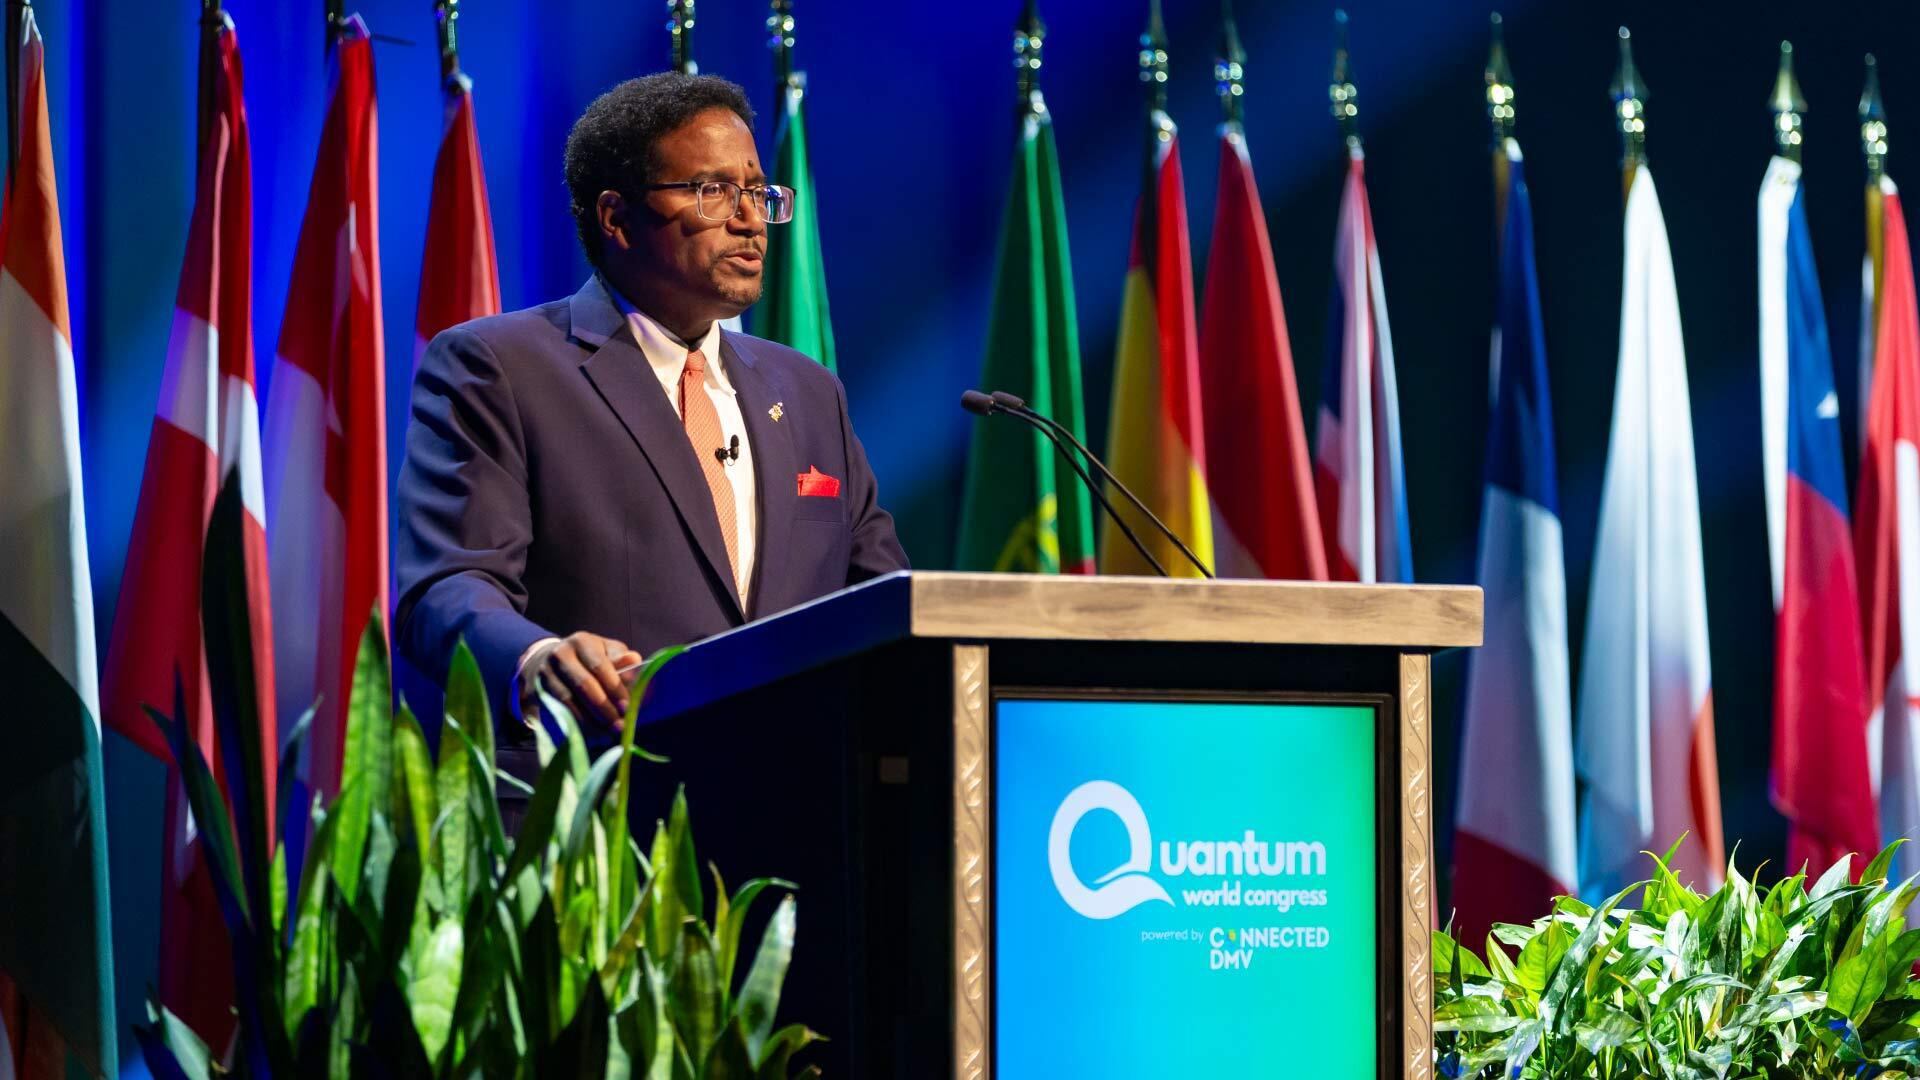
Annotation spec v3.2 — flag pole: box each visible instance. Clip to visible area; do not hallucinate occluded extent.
[1487,13,1515,229]
[1862,54,1887,181]
[1137,0,1170,264]
[768,0,792,92]
[324,0,344,53]
[1610,26,1647,197]
[1329,8,1359,151]
[669,0,695,75]
[196,0,223,163]
[1015,0,1045,116]
[434,0,460,84]
[1771,41,1806,163]
[1216,0,1244,129]
[4,0,25,182]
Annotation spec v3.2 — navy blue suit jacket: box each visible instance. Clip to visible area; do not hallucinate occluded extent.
[395,276,908,735]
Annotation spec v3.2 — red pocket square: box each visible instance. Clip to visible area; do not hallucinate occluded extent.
[797,466,840,498]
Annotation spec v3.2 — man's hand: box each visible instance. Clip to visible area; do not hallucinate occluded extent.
[522,631,642,733]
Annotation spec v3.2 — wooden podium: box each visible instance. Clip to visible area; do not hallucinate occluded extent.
[627,571,1481,1079]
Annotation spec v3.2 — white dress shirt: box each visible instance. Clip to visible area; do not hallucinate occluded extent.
[515,294,759,712]
[614,299,759,604]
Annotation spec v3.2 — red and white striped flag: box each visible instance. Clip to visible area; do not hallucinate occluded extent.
[414,68,498,360]
[1313,148,1411,584]
[1858,180,1920,883]
[99,14,275,1047]
[1199,125,1325,580]
[262,16,386,799]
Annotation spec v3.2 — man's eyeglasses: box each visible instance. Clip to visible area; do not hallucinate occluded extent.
[641,180,795,224]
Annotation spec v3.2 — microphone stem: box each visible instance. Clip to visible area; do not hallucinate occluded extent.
[1004,410,1168,577]
[1011,405,1214,578]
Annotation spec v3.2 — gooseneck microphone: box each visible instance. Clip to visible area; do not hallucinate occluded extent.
[971,389,1215,579]
[960,389,1170,577]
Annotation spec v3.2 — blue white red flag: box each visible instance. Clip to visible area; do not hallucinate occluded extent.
[1313,148,1411,584]
[1451,142,1576,946]
[1759,156,1877,877]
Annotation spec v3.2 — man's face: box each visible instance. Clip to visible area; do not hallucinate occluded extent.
[612,106,766,323]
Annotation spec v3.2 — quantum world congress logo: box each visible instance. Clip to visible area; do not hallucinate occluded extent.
[1048,781,1174,919]
[1048,780,1329,920]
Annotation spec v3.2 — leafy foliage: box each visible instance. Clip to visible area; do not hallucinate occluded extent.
[1436,839,1920,1079]
[141,611,820,1078]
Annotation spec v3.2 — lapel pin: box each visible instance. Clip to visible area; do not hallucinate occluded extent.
[769,402,785,423]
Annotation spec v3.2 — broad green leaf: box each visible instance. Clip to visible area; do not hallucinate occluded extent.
[1829,948,1887,1023]
[1867,841,1909,886]
[1483,936,1520,988]
[1811,852,1855,901]
[1514,917,1572,993]
[1434,996,1523,1033]
[409,917,464,1064]
[736,895,797,1059]
[1574,1012,1640,1053]
[1749,991,1827,1023]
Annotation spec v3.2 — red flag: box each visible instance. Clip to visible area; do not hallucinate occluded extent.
[415,70,499,360]
[1858,181,1920,878]
[99,15,274,1047]
[1198,127,1324,580]
[262,17,386,799]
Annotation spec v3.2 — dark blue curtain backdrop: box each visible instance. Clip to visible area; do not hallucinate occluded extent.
[18,0,1920,1062]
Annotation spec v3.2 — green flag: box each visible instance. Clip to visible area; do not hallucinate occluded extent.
[955,108,1096,573]
[756,78,835,370]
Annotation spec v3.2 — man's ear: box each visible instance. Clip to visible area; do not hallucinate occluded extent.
[596,190,630,253]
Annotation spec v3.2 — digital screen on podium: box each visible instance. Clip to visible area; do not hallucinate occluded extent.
[994,697,1379,1076]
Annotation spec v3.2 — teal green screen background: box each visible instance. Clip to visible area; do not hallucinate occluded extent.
[994,698,1380,1076]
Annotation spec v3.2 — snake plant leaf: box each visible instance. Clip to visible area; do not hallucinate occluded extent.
[436,715,480,916]
[502,753,572,890]
[535,970,611,1077]
[566,745,629,865]
[445,639,494,769]
[275,704,314,850]
[334,610,395,909]
[392,705,435,856]
[137,998,215,1080]
[284,790,342,1040]
[146,695,250,928]
[735,895,797,1059]
[719,878,794,996]
[670,922,723,1058]
[633,953,674,1080]
[702,1021,756,1080]
[408,916,464,1065]
[754,1023,825,1077]
[521,893,561,1043]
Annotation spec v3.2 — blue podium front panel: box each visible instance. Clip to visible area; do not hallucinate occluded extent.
[994,697,1380,1076]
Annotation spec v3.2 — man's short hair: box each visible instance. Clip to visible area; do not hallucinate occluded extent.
[564,72,755,268]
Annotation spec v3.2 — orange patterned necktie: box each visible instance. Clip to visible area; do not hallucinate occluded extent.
[679,349,740,588]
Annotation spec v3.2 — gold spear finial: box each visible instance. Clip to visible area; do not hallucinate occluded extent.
[1330,9,1359,150]
[1771,41,1807,162]
[1863,53,1888,181]
[1610,26,1648,170]
[1487,12,1515,143]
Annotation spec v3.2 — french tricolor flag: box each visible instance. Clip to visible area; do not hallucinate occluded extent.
[1451,142,1576,946]
[1759,156,1878,877]
[1313,148,1411,584]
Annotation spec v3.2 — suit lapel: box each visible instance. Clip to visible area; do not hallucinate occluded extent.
[724,334,798,619]
[571,278,744,618]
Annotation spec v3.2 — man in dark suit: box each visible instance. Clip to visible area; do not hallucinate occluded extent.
[395,72,907,773]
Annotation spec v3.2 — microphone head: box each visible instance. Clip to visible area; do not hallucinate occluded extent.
[960,389,997,417]
[989,390,1028,411]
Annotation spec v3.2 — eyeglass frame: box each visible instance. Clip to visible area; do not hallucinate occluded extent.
[639,179,796,224]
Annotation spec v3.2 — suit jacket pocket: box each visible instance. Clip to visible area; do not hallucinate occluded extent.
[793,493,845,524]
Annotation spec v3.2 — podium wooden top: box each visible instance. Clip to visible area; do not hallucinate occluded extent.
[639,571,1481,722]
